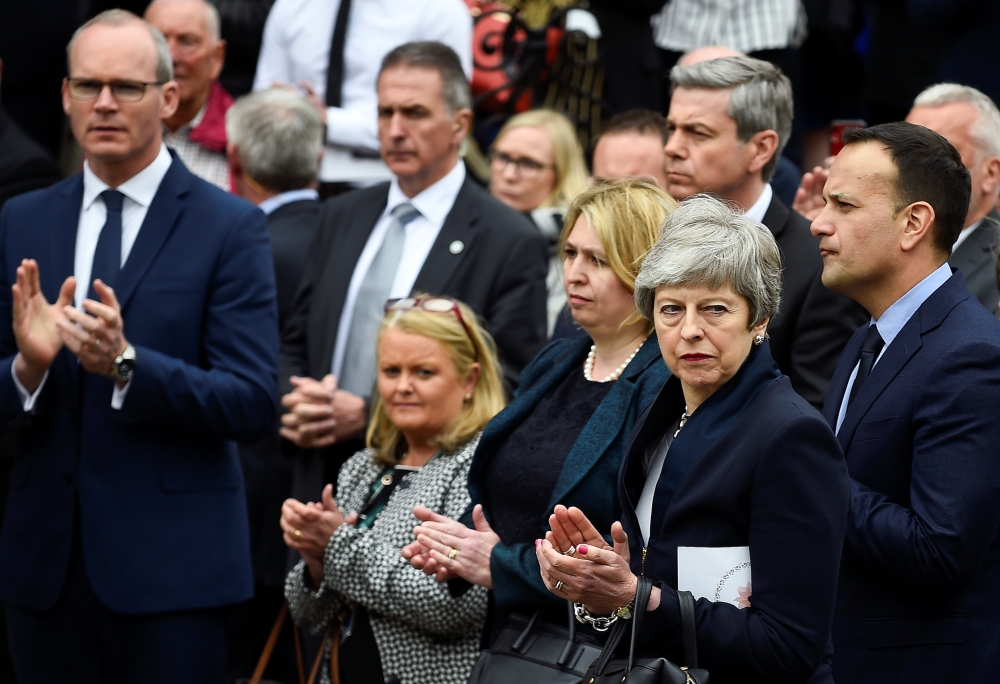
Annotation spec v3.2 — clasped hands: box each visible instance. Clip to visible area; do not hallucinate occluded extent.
[402,504,500,588]
[12,259,129,392]
[279,374,366,448]
[280,483,358,588]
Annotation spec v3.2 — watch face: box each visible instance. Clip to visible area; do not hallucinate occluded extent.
[115,358,136,380]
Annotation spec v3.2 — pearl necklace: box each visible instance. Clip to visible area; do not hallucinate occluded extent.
[584,338,646,383]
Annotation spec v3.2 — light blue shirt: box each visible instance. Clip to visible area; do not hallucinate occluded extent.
[258,188,319,216]
[835,262,953,434]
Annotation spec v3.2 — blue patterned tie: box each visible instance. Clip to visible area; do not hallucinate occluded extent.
[88,189,124,301]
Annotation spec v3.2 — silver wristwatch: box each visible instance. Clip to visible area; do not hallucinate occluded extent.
[110,343,137,382]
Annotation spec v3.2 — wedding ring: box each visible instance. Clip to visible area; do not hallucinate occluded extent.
[93,338,101,348]
[448,548,458,560]
[293,529,302,539]
[554,581,564,591]
[563,545,576,556]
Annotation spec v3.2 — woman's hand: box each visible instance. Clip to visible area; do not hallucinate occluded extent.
[281,484,348,585]
[545,505,618,556]
[406,504,499,588]
[535,521,637,615]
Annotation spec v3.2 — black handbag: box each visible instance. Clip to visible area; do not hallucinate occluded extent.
[584,577,710,684]
[467,602,604,684]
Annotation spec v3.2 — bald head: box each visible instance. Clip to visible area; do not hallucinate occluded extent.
[678,46,743,67]
[145,0,220,42]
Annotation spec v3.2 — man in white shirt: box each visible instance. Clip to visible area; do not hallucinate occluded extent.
[279,42,547,501]
[253,0,472,187]
[0,11,278,681]
[663,54,867,407]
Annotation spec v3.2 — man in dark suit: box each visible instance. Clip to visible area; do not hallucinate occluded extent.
[665,55,868,407]
[279,42,548,502]
[0,60,62,212]
[813,122,1000,682]
[0,11,278,682]
[225,87,322,683]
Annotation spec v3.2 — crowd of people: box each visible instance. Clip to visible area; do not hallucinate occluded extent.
[1,1,1000,684]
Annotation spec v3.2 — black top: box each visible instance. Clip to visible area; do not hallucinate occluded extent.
[484,366,613,544]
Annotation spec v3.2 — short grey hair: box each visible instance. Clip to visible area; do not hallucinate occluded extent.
[670,56,793,183]
[635,194,782,329]
[226,88,323,192]
[146,0,222,42]
[67,10,173,83]
[379,41,471,114]
[913,83,1000,159]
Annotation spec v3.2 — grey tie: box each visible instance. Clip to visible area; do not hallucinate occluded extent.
[338,203,421,396]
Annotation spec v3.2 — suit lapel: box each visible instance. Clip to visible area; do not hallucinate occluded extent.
[412,178,479,296]
[822,325,866,426]
[115,160,190,312]
[47,178,84,297]
[760,195,790,240]
[950,210,1000,279]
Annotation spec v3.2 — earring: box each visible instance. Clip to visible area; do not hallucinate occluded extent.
[753,334,765,346]
[464,393,472,401]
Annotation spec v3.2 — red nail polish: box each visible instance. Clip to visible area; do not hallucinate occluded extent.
[535,539,541,547]
[579,545,589,555]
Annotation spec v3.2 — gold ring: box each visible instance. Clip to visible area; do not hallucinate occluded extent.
[554,580,564,591]
[293,529,302,539]
[93,338,101,348]
[448,548,458,560]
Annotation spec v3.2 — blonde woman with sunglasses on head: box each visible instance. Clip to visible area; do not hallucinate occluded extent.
[281,297,505,684]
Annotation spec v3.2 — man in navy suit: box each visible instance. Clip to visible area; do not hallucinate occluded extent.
[0,10,278,682]
[812,121,1000,682]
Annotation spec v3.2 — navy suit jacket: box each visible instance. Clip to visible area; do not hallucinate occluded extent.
[466,335,668,614]
[0,156,279,614]
[623,348,850,684]
[822,272,1000,682]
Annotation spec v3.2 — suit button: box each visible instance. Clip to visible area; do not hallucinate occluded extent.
[61,474,74,485]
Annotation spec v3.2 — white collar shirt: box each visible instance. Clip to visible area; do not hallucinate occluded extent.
[13,144,173,412]
[252,0,472,184]
[330,161,466,377]
[951,217,983,253]
[258,188,320,216]
[834,262,953,433]
[744,183,773,224]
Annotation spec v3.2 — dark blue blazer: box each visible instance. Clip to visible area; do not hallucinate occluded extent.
[822,272,1000,683]
[0,156,279,614]
[623,346,850,684]
[467,334,668,612]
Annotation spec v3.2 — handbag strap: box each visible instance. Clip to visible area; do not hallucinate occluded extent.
[590,576,653,676]
[626,576,654,672]
[677,590,698,669]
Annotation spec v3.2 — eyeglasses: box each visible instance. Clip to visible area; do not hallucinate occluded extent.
[66,78,166,103]
[384,297,478,360]
[488,149,555,177]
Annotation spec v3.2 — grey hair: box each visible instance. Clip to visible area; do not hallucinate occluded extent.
[635,194,782,329]
[67,10,173,83]
[147,0,222,42]
[226,88,323,192]
[379,41,471,114]
[913,83,1000,159]
[670,56,793,183]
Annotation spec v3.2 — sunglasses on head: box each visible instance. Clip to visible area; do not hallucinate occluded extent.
[384,297,477,360]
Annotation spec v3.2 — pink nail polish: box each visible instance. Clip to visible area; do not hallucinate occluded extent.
[535,539,541,547]
[579,545,589,555]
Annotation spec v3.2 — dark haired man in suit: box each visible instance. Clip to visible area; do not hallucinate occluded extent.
[279,41,548,502]
[814,121,1000,682]
[0,11,277,681]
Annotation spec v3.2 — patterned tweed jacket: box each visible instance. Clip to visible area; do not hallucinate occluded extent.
[286,435,488,684]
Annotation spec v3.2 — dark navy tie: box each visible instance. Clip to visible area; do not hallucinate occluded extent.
[848,323,885,407]
[88,189,124,301]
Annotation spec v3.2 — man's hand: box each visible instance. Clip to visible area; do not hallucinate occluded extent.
[792,160,833,221]
[56,279,129,378]
[280,374,366,448]
[11,259,75,392]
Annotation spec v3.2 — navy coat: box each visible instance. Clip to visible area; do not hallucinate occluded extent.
[0,156,278,614]
[823,272,1000,683]
[622,344,850,684]
[467,334,668,613]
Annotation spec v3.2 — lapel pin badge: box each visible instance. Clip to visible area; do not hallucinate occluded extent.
[449,240,464,255]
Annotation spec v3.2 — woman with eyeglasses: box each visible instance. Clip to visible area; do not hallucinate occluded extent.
[402,179,676,656]
[281,296,506,684]
[488,110,589,334]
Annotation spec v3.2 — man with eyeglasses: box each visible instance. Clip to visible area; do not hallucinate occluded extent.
[0,10,278,682]
[145,0,232,190]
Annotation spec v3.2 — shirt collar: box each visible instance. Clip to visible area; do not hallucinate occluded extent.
[744,183,773,223]
[872,262,953,347]
[82,144,173,210]
[385,161,466,225]
[951,217,983,252]
[258,188,320,216]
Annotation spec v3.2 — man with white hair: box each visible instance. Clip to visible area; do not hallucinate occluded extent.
[146,0,232,189]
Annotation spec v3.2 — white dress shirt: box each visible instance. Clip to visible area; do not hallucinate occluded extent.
[13,144,174,412]
[653,0,807,53]
[330,161,466,377]
[744,183,773,224]
[253,0,473,183]
[258,188,320,216]
[834,262,953,433]
[951,218,982,253]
